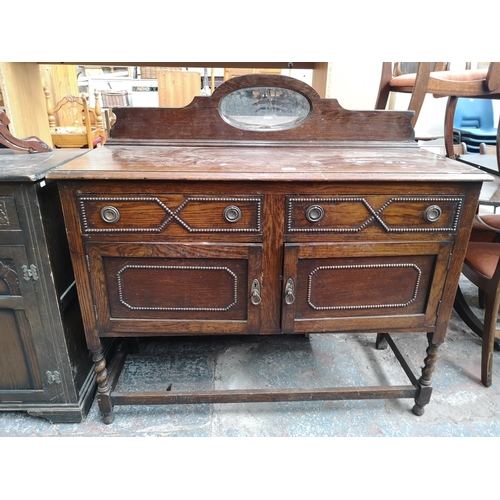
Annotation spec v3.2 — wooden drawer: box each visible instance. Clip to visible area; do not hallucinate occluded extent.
[286,195,463,236]
[77,194,262,236]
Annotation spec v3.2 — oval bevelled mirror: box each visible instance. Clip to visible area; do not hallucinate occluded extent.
[218,86,311,131]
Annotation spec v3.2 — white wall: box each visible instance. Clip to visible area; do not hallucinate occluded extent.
[323,61,382,110]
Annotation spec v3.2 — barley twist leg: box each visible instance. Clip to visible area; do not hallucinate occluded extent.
[412,332,442,416]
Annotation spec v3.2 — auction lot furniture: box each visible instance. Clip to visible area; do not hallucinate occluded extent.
[0,149,96,422]
[44,89,107,149]
[47,75,490,424]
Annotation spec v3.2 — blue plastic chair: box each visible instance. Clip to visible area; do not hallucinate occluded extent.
[454,98,497,137]
[453,98,497,152]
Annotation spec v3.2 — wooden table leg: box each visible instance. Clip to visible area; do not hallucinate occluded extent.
[92,344,115,425]
[412,332,441,416]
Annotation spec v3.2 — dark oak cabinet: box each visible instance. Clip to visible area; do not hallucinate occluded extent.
[0,150,96,422]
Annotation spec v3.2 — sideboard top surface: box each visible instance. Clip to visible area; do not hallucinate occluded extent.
[46,144,491,183]
[43,75,490,184]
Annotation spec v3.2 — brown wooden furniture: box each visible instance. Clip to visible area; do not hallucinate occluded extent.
[0,63,328,153]
[223,67,282,81]
[455,153,500,214]
[0,148,97,422]
[454,215,500,386]
[453,144,500,376]
[0,111,52,153]
[44,88,106,149]
[375,63,500,165]
[375,62,445,127]
[47,75,489,424]
[100,90,129,108]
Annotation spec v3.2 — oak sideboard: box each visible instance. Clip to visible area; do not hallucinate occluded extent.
[47,75,490,423]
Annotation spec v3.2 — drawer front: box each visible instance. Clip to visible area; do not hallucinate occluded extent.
[85,242,263,335]
[281,241,453,333]
[78,195,262,235]
[286,195,463,235]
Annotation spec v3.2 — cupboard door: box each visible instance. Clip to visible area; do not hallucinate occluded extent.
[86,242,263,336]
[281,241,453,334]
[0,247,59,401]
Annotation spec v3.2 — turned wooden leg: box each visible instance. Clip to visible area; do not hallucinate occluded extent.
[481,290,500,387]
[412,332,442,416]
[92,345,115,424]
[478,289,487,309]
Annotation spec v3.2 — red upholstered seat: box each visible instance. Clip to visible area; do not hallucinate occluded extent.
[476,214,500,232]
[390,69,489,88]
[465,242,500,278]
[455,213,500,387]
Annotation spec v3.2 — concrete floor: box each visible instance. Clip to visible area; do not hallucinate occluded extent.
[0,273,499,438]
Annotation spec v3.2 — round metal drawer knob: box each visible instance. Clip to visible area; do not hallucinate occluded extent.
[223,205,242,223]
[100,206,121,224]
[306,204,325,223]
[424,205,442,223]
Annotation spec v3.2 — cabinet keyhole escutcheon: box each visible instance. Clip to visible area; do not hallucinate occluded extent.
[251,279,262,305]
[285,278,295,305]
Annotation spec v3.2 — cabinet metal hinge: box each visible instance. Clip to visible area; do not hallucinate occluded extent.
[46,371,61,384]
[22,264,39,282]
[446,252,454,272]
[436,300,443,318]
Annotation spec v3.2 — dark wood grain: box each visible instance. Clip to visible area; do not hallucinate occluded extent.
[0,151,96,422]
[49,74,490,422]
[46,144,489,182]
[108,75,415,144]
[111,385,418,405]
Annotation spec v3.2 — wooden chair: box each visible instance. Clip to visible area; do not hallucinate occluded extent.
[453,119,500,377]
[454,216,500,387]
[375,62,446,128]
[44,88,106,149]
[375,63,500,167]
[380,63,500,386]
